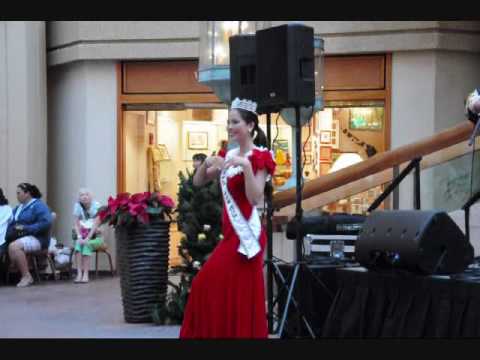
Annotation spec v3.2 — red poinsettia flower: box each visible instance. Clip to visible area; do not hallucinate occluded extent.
[107,196,119,215]
[130,192,150,204]
[158,194,175,209]
[116,192,131,206]
[128,202,147,216]
[100,191,173,228]
[98,207,110,222]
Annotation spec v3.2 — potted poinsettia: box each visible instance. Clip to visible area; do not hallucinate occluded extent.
[99,192,175,323]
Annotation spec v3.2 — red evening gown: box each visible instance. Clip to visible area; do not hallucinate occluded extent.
[180,147,276,339]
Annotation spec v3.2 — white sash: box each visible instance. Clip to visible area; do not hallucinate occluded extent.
[220,160,261,260]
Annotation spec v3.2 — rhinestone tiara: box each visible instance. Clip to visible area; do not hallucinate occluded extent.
[231,97,257,115]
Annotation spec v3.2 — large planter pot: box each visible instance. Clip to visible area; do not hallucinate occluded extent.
[116,218,170,323]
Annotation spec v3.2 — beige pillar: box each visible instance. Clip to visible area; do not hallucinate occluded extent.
[0,21,48,202]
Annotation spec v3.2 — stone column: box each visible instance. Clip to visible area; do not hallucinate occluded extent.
[0,21,48,202]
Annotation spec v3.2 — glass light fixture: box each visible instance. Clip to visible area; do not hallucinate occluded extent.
[198,21,271,104]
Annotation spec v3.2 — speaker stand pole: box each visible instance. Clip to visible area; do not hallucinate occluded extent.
[266,112,274,334]
[294,106,303,264]
[294,105,304,338]
[276,105,316,338]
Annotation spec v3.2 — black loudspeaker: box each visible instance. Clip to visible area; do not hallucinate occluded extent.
[355,210,474,275]
[229,34,257,101]
[255,24,315,114]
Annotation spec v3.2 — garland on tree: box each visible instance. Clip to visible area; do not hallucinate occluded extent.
[153,169,223,325]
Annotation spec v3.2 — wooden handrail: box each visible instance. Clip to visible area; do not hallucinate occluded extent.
[272,121,474,209]
[275,136,480,217]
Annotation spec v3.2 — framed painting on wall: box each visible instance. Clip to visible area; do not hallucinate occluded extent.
[349,107,384,131]
[320,130,332,145]
[187,131,209,150]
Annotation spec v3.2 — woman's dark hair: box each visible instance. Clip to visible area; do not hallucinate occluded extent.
[235,108,268,148]
[18,183,42,199]
[192,153,207,163]
[234,108,272,197]
[0,188,8,206]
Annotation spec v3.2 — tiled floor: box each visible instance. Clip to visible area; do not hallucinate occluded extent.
[0,276,181,338]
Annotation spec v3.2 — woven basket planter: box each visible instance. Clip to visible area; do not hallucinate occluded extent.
[116,218,170,323]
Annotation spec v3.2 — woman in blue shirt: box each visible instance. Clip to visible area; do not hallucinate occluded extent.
[6,183,52,287]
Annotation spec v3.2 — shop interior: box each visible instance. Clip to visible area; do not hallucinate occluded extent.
[125,101,385,212]
[123,102,386,264]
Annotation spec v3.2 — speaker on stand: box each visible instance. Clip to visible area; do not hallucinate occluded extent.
[229,24,327,338]
[256,24,315,114]
[230,33,278,333]
[255,23,320,338]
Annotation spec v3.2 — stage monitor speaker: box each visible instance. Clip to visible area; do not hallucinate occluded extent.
[229,34,257,102]
[255,24,315,114]
[355,210,474,275]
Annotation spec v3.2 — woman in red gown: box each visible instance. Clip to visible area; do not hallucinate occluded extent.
[180,98,276,339]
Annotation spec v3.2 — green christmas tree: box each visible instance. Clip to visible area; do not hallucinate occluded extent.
[153,169,223,325]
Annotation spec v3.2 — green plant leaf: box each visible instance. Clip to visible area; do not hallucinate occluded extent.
[147,207,162,214]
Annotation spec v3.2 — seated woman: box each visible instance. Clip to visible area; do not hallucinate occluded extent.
[6,183,52,288]
[72,188,104,284]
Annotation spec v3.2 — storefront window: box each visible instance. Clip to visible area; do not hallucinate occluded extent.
[261,101,386,213]
[124,107,229,211]
[124,100,387,217]
[320,101,386,214]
